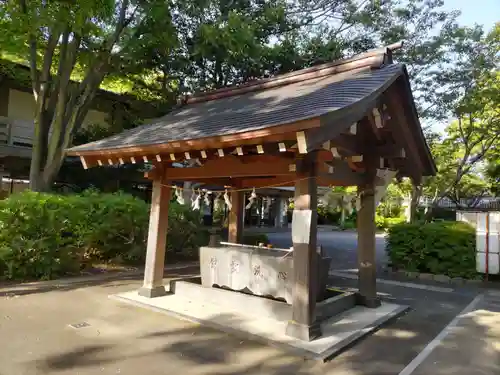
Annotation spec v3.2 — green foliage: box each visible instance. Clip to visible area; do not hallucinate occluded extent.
[0,190,208,280]
[375,214,405,231]
[420,24,499,208]
[0,192,83,280]
[74,189,150,263]
[317,205,341,225]
[166,203,209,259]
[386,221,476,278]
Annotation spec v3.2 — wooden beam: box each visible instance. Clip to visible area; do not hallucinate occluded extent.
[138,169,171,298]
[68,118,321,158]
[321,159,367,186]
[365,112,383,141]
[356,177,380,308]
[164,155,296,180]
[286,152,321,341]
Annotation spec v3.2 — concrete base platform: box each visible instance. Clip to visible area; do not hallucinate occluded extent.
[110,289,408,361]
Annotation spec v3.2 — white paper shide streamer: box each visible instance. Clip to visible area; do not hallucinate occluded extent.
[175,187,185,205]
[245,188,257,209]
[223,189,232,211]
[204,190,211,207]
[191,189,201,210]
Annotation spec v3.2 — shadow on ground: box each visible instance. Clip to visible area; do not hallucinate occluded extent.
[0,267,200,297]
[9,276,483,375]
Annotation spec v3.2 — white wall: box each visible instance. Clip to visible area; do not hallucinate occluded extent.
[7,89,110,129]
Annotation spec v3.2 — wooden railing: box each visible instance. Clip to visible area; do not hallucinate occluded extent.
[0,116,34,148]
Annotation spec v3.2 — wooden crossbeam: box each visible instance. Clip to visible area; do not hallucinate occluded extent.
[164,154,296,180]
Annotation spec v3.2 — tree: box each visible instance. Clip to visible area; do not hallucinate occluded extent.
[0,0,176,191]
[422,24,499,214]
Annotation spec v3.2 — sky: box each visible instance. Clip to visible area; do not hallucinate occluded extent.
[443,0,499,30]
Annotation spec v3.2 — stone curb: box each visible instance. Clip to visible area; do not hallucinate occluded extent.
[382,268,483,286]
[0,262,200,289]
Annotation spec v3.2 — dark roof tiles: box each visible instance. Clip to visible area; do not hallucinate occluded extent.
[68,63,405,153]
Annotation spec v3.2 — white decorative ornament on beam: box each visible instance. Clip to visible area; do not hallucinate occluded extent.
[119,158,124,165]
[218,149,224,157]
[236,147,243,156]
[331,147,340,158]
[97,159,103,166]
[278,142,287,152]
[130,156,136,164]
[372,108,383,128]
[296,131,307,154]
[185,152,191,160]
[350,123,357,135]
[143,156,148,163]
[200,150,207,159]
[80,156,88,170]
[257,144,264,154]
[108,159,113,165]
[156,155,162,162]
[170,153,176,161]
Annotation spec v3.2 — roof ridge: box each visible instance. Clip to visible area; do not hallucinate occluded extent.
[181,42,403,105]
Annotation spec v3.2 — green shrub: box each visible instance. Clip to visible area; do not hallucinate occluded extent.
[0,190,209,280]
[386,221,476,278]
[76,189,150,263]
[166,202,209,259]
[375,214,406,231]
[0,192,84,280]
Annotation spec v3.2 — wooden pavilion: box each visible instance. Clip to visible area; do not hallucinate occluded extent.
[67,43,435,342]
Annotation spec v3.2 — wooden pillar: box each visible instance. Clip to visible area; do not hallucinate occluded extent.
[228,190,244,243]
[286,153,321,341]
[356,178,381,308]
[138,176,171,298]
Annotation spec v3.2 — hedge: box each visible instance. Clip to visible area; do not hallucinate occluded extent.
[0,190,209,281]
[386,221,476,278]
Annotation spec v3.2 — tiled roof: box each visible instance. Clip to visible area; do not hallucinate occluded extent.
[68,63,405,153]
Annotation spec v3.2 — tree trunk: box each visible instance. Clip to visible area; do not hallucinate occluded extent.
[409,183,422,223]
[29,113,49,191]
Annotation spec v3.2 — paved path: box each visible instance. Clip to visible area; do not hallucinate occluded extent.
[268,230,387,271]
[400,290,500,375]
[0,267,483,375]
